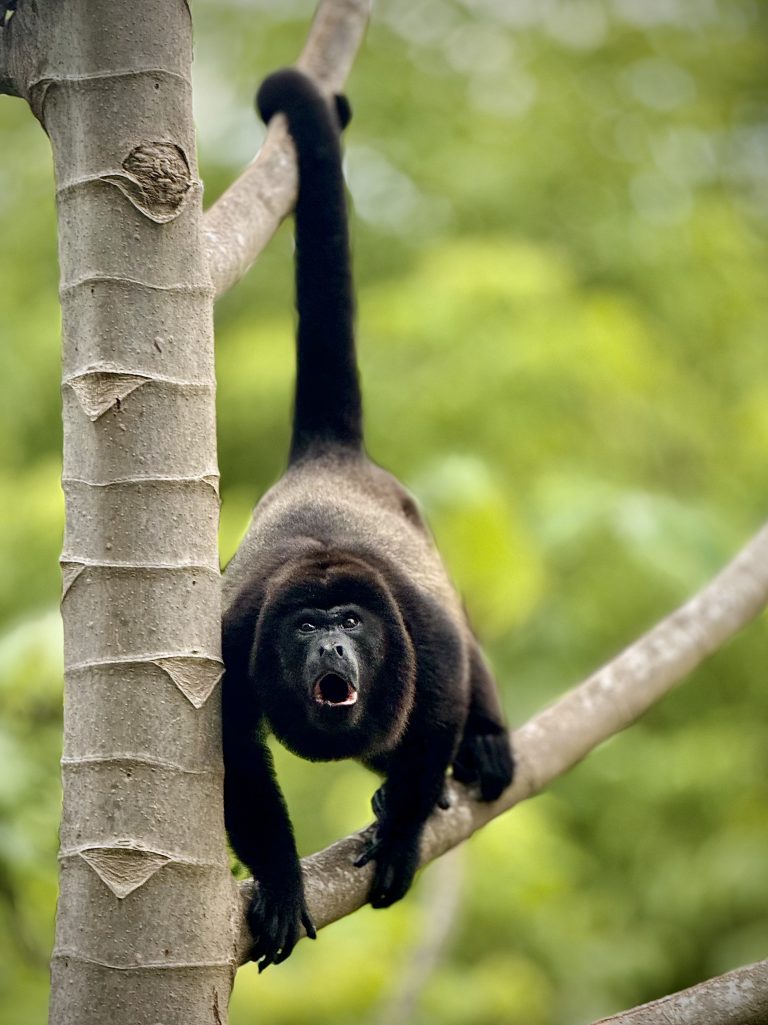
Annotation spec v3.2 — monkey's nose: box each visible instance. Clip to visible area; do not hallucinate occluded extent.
[319,643,345,658]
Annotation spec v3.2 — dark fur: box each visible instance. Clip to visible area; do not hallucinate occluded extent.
[222,68,514,971]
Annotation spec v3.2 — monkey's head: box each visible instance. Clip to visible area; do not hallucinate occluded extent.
[250,554,416,761]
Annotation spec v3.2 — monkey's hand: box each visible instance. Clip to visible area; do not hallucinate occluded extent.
[453,731,514,802]
[354,825,422,908]
[246,877,316,972]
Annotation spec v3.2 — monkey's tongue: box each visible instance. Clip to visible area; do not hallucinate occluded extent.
[313,673,358,706]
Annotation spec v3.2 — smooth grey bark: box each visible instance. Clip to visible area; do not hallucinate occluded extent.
[590,958,768,1025]
[4,2,235,1023]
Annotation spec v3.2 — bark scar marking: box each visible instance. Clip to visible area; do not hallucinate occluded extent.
[104,142,192,223]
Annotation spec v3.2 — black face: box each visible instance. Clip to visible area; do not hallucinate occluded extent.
[257,600,392,759]
[250,560,417,762]
[289,605,368,710]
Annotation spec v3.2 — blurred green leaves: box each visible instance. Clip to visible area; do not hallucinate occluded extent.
[0,615,62,1025]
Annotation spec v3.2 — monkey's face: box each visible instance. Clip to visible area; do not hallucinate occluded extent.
[251,558,416,761]
[277,602,385,721]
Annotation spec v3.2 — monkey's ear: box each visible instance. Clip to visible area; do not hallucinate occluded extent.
[334,93,352,131]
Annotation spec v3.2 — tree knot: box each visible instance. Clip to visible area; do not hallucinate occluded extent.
[106,143,193,223]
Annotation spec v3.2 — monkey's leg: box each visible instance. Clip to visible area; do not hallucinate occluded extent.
[371,779,451,818]
[452,644,514,801]
[356,724,458,908]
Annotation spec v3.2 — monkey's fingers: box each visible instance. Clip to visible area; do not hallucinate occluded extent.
[370,784,387,820]
[301,908,317,940]
[248,900,281,970]
[269,925,299,968]
[354,836,381,869]
[248,886,315,972]
[368,844,419,908]
[255,912,296,972]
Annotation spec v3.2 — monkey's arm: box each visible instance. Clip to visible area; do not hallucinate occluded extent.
[357,718,459,908]
[356,599,467,908]
[222,684,316,970]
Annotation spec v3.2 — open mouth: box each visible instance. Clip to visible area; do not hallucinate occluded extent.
[312,673,358,707]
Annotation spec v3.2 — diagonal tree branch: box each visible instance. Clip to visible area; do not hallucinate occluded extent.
[234,523,768,963]
[203,0,371,297]
[590,957,768,1025]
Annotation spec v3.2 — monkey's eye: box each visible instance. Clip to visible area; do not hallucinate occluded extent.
[342,614,359,630]
[298,622,316,633]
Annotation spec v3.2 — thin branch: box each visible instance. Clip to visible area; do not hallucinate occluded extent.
[590,958,768,1025]
[234,523,768,962]
[203,0,371,297]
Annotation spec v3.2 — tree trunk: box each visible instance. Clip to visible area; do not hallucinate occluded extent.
[4,2,235,1022]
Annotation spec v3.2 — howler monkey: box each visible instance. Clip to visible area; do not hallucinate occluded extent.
[221,68,514,970]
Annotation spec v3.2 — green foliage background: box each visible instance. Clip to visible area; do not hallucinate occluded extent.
[0,1,766,1022]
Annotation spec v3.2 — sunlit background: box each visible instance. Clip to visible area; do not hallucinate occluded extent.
[0,1,766,1023]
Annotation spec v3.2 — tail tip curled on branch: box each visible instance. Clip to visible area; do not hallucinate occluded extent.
[256,67,352,132]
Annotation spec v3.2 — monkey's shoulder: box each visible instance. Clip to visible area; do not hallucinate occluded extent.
[222,455,460,619]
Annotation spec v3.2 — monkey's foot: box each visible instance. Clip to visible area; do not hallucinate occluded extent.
[452,731,514,802]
